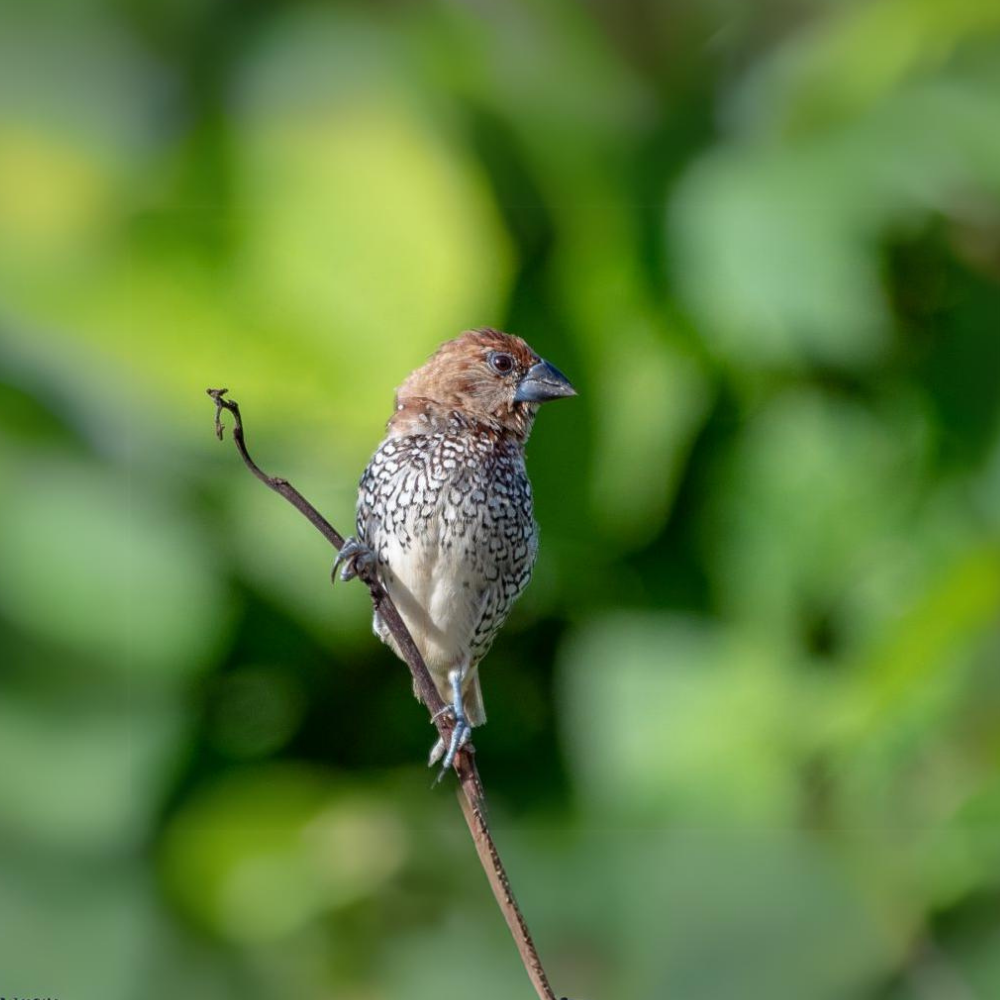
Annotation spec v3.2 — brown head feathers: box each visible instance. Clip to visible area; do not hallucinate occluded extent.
[389,329,549,442]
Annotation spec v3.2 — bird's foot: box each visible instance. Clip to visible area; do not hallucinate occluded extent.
[428,711,473,782]
[429,670,474,781]
[332,537,375,583]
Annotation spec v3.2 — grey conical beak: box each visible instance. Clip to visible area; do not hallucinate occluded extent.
[514,359,577,403]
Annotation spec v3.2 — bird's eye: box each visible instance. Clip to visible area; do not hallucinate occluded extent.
[488,351,516,376]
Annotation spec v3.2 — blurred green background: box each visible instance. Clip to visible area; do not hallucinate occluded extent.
[1,1,999,998]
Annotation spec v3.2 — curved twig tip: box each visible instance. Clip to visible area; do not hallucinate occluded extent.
[207,387,233,441]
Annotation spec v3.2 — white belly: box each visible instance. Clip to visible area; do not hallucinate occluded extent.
[379,531,486,682]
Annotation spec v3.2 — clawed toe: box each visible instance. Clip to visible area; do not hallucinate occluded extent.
[332,537,375,583]
[428,701,473,782]
[428,735,447,768]
[442,720,472,771]
[430,727,473,785]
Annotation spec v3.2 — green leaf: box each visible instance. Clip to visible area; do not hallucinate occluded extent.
[559,613,802,824]
[0,457,231,682]
[160,764,409,943]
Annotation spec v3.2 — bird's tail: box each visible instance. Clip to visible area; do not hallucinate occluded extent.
[463,669,487,727]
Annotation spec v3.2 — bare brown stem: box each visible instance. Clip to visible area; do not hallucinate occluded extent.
[207,388,560,1000]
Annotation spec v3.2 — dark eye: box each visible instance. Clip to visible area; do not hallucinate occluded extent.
[488,351,515,376]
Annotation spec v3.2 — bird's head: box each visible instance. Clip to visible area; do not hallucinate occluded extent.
[393,328,576,440]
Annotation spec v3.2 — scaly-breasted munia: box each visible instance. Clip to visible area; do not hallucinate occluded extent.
[336,329,576,768]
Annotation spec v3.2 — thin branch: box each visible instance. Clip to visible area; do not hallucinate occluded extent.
[208,388,346,552]
[207,388,560,1000]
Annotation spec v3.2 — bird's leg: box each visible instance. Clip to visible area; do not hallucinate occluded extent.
[429,667,472,778]
[332,537,375,583]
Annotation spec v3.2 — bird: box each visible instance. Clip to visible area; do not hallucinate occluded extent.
[335,328,576,771]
